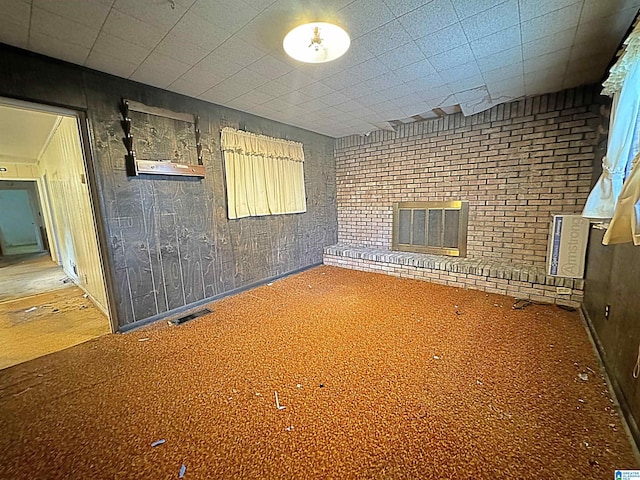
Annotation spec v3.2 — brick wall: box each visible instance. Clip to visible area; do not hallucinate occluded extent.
[334,85,602,270]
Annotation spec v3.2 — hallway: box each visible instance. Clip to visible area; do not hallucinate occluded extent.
[0,253,110,369]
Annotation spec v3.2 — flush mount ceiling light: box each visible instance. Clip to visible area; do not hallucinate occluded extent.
[283,22,350,63]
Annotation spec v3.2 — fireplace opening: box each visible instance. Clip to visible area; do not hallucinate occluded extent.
[392,201,469,257]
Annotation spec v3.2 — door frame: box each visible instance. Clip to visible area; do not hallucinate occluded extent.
[0,96,118,333]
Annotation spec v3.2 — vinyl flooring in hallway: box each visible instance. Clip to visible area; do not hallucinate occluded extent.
[0,253,110,369]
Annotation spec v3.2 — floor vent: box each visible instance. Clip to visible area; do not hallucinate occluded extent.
[169,308,212,326]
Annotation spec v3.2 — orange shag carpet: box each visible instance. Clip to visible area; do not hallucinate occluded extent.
[0,266,637,479]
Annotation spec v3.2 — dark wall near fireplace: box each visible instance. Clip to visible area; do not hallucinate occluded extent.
[0,44,337,329]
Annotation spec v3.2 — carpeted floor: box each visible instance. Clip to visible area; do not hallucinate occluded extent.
[0,266,637,479]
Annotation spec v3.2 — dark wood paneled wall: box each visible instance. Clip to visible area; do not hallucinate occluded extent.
[0,44,337,329]
[584,229,640,445]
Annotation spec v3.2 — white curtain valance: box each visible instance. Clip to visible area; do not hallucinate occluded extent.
[220,127,307,220]
[221,127,304,162]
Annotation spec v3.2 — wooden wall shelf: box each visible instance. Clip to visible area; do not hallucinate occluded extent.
[121,98,204,178]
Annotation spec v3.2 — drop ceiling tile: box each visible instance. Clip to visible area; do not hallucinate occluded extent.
[486,75,524,95]
[523,47,571,74]
[113,0,187,28]
[476,46,522,72]
[372,84,412,101]
[297,99,333,114]
[446,73,485,92]
[91,32,149,65]
[84,50,139,78]
[455,86,494,116]
[276,69,318,89]
[522,27,576,60]
[2,0,31,27]
[439,60,482,84]
[164,78,212,98]
[0,19,29,49]
[301,82,336,99]
[360,19,413,56]
[31,6,101,49]
[246,55,293,80]
[344,58,391,82]
[232,89,276,106]
[429,44,475,72]
[334,0,395,39]
[29,32,91,65]
[169,12,232,51]
[33,0,112,29]
[196,53,244,77]
[470,25,521,59]
[359,72,403,91]
[211,70,269,98]
[256,79,296,98]
[405,78,451,97]
[131,53,191,87]
[382,0,430,17]
[398,0,458,40]
[101,8,169,50]
[199,87,238,105]
[574,7,638,46]
[451,0,508,20]
[580,0,640,22]
[523,64,566,86]
[376,42,426,70]
[518,0,580,22]
[0,20,28,49]
[190,0,261,32]
[394,59,438,82]
[461,0,519,42]
[317,90,352,107]
[175,66,225,88]
[153,33,211,65]
[414,22,467,58]
[482,63,523,84]
[521,2,582,43]
[212,36,268,66]
[565,55,610,75]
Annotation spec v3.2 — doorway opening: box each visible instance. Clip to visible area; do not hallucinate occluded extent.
[0,98,113,370]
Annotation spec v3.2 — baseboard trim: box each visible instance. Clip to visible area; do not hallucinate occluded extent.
[580,305,640,459]
[118,262,322,334]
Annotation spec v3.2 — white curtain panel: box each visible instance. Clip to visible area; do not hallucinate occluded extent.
[220,127,306,220]
[583,19,640,222]
[583,62,640,219]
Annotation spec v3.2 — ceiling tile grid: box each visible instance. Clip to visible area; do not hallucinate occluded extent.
[0,0,638,137]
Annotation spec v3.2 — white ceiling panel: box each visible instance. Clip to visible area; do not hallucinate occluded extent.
[382,0,430,17]
[398,0,459,40]
[2,0,31,27]
[33,0,112,30]
[113,0,190,28]
[519,0,581,22]
[85,50,139,78]
[0,20,29,50]
[470,25,521,58]
[521,2,583,43]
[100,8,169,50]
[414,22,467,58]
[29,32,91,64]
[0,0,636,138]
[522,27,576,59]
[460,0,519,41]
[477,45,523,72]
[30,6,101,49]
[451,0,508,20]
[429,43,476,72]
